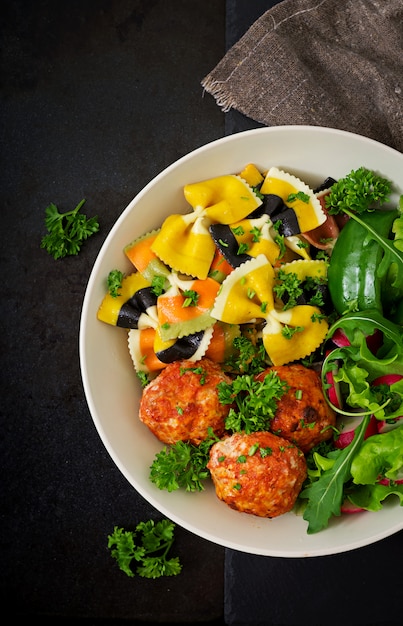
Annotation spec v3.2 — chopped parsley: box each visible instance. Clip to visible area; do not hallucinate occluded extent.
[218,370,289,434]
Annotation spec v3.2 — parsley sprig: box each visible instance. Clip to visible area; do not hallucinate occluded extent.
[108,519,182,579]
[40,199,99,259]
[149,428,220,492]
[325,167,391,215]
[218,370,289,434]
[107,269,124,297]
[224,334,269,375]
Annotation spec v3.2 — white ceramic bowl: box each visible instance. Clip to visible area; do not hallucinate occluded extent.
[80,126,403,557]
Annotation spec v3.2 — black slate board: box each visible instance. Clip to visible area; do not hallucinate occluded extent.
[1,1,226,622]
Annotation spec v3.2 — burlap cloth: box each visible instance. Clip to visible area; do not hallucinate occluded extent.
[202,0,403,152]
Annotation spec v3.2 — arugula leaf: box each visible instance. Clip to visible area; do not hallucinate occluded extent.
[301,415,370,534]
[107,519,182,579]
[40,199,99,259]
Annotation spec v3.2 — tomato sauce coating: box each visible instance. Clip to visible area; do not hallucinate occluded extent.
[257,364,336,453]
[208,431,307,518]
[139,357,231,445]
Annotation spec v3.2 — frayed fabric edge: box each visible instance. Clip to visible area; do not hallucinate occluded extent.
[201,77,236,113]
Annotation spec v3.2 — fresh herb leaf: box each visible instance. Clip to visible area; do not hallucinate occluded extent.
[325,167,391,215]
[274,269,303,309]
[287,191,310,203]
[151,275,166,296]
[137,371,150,388]
[149,428,220,492]
[40,199,99,259]
[224,334,269,375]
[107,269,124,297]
[218,370,289,434]
[108,519,182,579]
[182,289,199,307]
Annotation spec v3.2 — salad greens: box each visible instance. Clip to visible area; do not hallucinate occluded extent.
[300,415,371,534]
[300,170,403,533]
[322,310,403,419]
[108,519,182,578]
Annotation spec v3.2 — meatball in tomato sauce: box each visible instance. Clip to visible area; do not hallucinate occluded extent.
[208,431,307,518]
[257,364,336,453]
[139,357,231,445]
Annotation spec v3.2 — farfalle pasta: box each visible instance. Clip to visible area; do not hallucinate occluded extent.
[210,254,328,366]
[151,175,263,279]
[97,164,333,374]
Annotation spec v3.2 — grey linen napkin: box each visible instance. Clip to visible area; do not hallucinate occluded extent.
[202,0,403,152]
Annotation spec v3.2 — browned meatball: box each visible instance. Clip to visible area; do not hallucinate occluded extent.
[257,364,336,453]
[139,357,231,445]
[207,431,307,518]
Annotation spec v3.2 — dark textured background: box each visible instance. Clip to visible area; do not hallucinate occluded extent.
[1,1,226,623]
[1,1,402,624]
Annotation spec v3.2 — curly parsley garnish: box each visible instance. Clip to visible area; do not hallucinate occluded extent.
[108,519,182,579]
[182,289,199,307]
[40,199,99,259]
[218,370,289,434]
[325,167,391,215]
[107,269,124,297]
[149,428,220,492]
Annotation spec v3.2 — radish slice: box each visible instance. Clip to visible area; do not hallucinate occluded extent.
[377,416,403,434]
[372,374,403,433]
[330,328,382,352]
[365,329,383,355]
[372,374,403,386]
[341,498,364,514]
[335,414,378,449]
[325,367,342,409]
[378,477,403,485]
[331,328,350,347]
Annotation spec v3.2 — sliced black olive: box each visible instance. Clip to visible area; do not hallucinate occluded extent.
[156,331,205,363]
[272,208,300,236]
[117,287,158,329]
[314,177,337,194]
[209,223,251,268]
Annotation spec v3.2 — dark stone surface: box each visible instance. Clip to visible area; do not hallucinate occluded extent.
[3,1,402,624]
[1,0,226,622]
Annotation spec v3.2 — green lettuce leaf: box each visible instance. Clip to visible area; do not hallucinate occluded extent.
[351,426,403,484]
[347,483,403,512]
